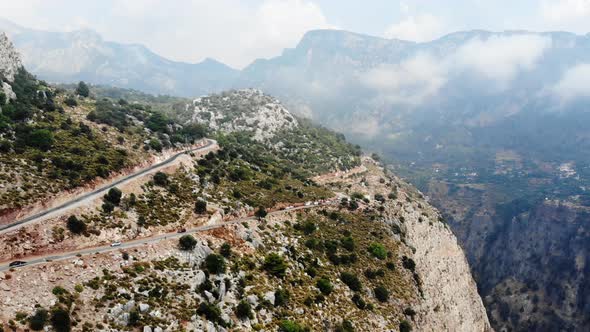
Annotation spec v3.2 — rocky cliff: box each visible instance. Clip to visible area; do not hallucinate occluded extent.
[0,32,21,103]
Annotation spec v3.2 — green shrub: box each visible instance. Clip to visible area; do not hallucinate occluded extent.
[255,206,268,219]
[278,320,309,332]
[235,300,253,319]
[274,288,289,307]
[28,308,48,330]
[178,235,197,251]
[399,320,412,332]
[219,243,231,258]
[402,256,416,271]
[340,236,355,251]
[104,187,122,205]
[335,319,355,332]
[66,216,86,234]
[50,307,71,332]
[368,242,387,260]
[316,277,333,295]
[263,253,287,278]
[196,303,225,326]
[152,172,168,186]
[195,199,207,214]
[351,294,366,309]
[75,81,89,97]
[374,285,389,302]
[340,272,362,291]
[204,254,226,274]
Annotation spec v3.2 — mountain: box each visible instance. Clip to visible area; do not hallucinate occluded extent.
[0,18,238,97]
[0,33,491,331]
[4,22,590,329]
[237,29,590,331]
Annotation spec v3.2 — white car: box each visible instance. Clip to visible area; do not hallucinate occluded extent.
[110,242,122,247]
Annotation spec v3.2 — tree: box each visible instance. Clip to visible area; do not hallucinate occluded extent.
[148,138,162,152]
[219,243,231,258]
[104,187,122,206]
[75,81,89,97]
[178,235,197,251]
[29,308,48,330]
[66,215,86,234]
[335,320,355,332]
[374,285,389,302]
[263,253,287,278]
[235,300,253,319]
[204,253,226,274]
[316,277,333,295]
[152,172,168,186]
[255,206,267,219]
[194,199,207,214]
[50,307,71,332]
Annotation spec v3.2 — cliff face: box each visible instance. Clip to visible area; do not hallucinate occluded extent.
[343,159,492,331]
[0,32,21,102]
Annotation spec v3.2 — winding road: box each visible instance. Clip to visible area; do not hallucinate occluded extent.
[0,204,328,272]
[0,139,218,235]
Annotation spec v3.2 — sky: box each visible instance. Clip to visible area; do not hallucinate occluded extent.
[1,0,590,68]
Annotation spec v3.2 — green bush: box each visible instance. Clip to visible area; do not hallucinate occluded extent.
[25,129,54,151]
[274,288,289,307]
[50,307,71,332]
[402,256,416,272]
[255,206,268,219]
[263,253,287,278]
[204,254,226,274]
[76,81,90,97]
[335,319,355,332]
[28,308,48,330]
[278,320,309,332]
[195,199,207,214]
[219,243,231,257]
[152,172,169,186]
[368,242,387,260]
[196,303,225,326]
[340,272,362,291]
[316,277,333,295]
[340,236,355,251]
[374,285,389,302]
[178,235,197,251]
[66,216,86,234]
[235,300,253,319]
[104,187,122,205]
[399,320,412,332]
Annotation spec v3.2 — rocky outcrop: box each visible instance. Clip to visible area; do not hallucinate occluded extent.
[0,32,21,104]
[188,89,297,141]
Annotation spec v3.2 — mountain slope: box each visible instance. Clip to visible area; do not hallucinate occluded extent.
[0,34,491,331]
[0,18,238,97]
[237,29,590,331]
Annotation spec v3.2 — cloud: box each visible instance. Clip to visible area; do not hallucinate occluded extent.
[360,53,448,105]
[360,34,552,105]
[541,0,590,23]
[452,34,552,83]
[551,63,590,100]
[383,13,448,42]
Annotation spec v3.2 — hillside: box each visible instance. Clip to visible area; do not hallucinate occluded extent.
[0,34,491,332]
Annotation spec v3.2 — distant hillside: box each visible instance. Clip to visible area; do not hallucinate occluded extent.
[0,18,238,97]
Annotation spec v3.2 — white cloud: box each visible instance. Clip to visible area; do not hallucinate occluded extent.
[551,63,590,100]
[360,34,552,105]
[541,0,590,23]
[361,53,448,105]
[383,13,448,42]
[453,34,552,83]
